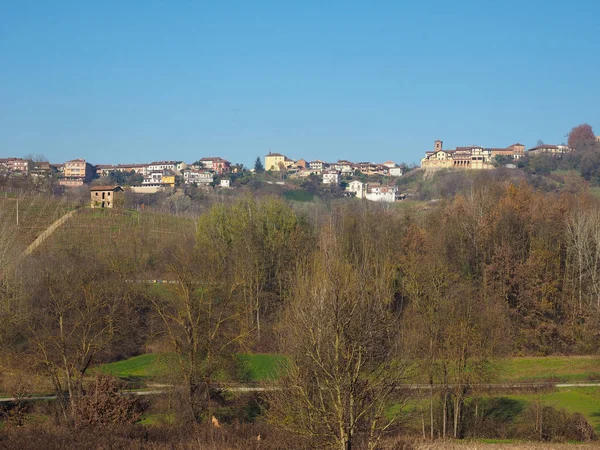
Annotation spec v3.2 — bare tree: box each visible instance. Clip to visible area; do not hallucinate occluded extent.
[149,237,247,422]
[267,219,408,450]
[26,256,124,420]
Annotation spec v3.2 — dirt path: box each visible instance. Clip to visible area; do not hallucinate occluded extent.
[21,208,79,256]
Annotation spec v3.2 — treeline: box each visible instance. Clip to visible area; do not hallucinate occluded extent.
[1,181,600,447]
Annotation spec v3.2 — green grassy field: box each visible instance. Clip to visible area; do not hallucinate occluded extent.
[97,353,179,380]
[98,354,600,385]
[97,352,286,384]
[236,353,287,382]
[283,189,314,202]
[496,356,600,383]
[506,387,600,433]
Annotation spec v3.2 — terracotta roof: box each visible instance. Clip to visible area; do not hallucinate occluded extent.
[528,145,558,151]
[90,185,123,191]
[266,153,285,157]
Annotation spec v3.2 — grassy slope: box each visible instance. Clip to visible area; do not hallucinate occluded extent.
[506,387,600,433]
[0,195,76,253]
[496,356,600,383]
[98,354,600,385]
[97,353,286,383]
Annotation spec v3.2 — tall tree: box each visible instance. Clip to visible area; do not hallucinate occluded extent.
[267,218,408,450]
[254,156,264,173]
[568,123,596,150]
[149,236,247,422]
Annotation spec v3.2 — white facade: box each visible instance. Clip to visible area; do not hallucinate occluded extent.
[347,180,365,199]
[220,179,231,188]
[148,161,187,172]
[184,170,213,185]
[322,170,340,185]
[365,184,397,203]
[388,167,403,177]
[143,171,163,185]
[309,160,325,173]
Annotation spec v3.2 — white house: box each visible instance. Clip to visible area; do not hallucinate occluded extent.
[322,170,340,185]
[143,171,164,185]
[220,179,231,188]
[365,183,397,203]
[183,170,213,185]
[388,166,403,177]
[309,160,326,173]
[148,161,187,172]
[346,180,365,199]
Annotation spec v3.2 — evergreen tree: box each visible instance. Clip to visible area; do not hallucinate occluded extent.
[254,156,264,172]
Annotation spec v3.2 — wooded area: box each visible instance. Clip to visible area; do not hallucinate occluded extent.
[1,180,599,448]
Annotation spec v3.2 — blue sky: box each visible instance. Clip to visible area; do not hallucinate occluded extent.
[1,1,599,167]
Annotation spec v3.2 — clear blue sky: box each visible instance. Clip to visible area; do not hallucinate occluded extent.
[2,1,599,167]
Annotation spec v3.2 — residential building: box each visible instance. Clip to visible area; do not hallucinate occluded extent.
[596,136,600,142]
[365,183,398,203]
[322,170,340,185]
[345,181,398,202]
[161,175,175,187]
[31,161,51,178]
[0,158,29,175]
[90,185,124,208]
[8,158,29,174]
[220,179,231,188]
[148,161,187,172]
[308,160,326,173]
[59,159,93,187]
[356,162,387,176]
[198,157,230,174]
[388,166,403,177]
[265,153,287,171]
[527,144,572,157]
[96,164,116,177]
[143,172,164,185]
[114,163,149,175]
[331,160,354,175]
[382,161,403,177]
[183,169,213,185]
[296,159,308,170]
[347,180,365,199]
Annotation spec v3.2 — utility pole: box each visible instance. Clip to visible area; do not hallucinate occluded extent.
[16,197,19,226]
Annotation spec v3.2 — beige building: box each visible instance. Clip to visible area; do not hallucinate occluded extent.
[60,159,93,186]
[421,140,525,170]
[527,144,572,157]
[265,152,287,171]
[90,185,124,208]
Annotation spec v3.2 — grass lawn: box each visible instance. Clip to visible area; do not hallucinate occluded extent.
[283,189,314,202]
[96,352,287,383]
[496,356,600,383]
[97,353,178,380]
[236,353,287,382]
[98,354,600,385]
[506,387,600,433]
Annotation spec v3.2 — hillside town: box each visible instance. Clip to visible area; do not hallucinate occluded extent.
[0,153,408,203]
[3,135,600,205]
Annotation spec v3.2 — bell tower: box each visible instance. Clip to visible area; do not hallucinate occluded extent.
[435,140,443,152]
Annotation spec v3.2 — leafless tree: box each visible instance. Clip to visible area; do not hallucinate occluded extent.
[266,219,408,450]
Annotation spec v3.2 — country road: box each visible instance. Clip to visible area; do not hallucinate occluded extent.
[1,381,599,403]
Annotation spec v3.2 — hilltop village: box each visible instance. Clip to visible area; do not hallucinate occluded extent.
[2,134,600,205]
[0,153,408,203]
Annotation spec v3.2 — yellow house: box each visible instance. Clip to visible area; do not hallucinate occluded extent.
[161,175,175,187]
[265,152,287,171]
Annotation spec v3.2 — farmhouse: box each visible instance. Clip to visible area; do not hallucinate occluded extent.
[90,185,124,208]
